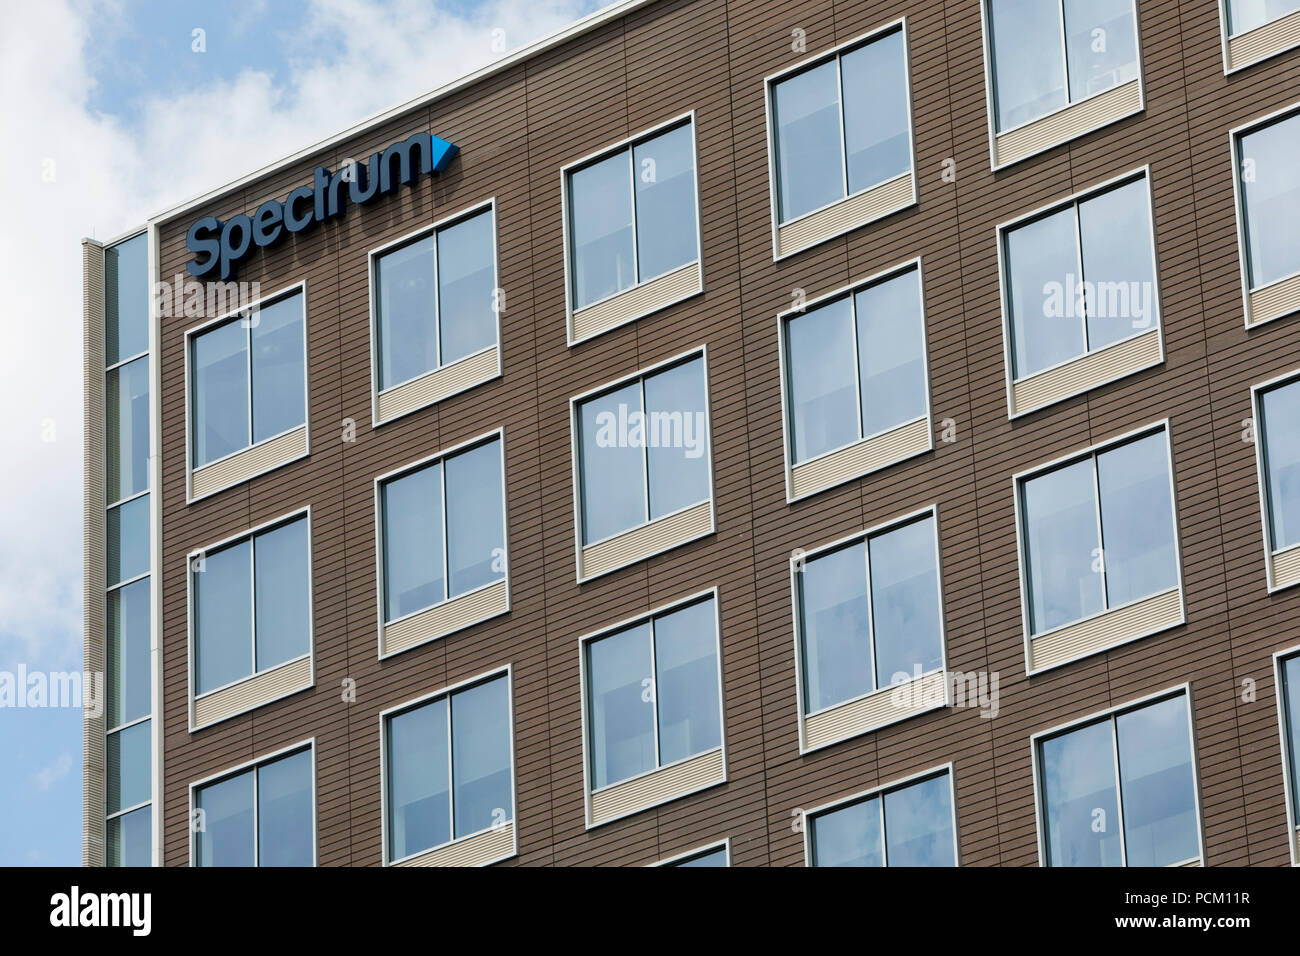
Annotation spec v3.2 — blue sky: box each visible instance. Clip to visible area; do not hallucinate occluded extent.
[0,0,604,867]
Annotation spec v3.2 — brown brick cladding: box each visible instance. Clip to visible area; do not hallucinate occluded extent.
[153,0,1300,865]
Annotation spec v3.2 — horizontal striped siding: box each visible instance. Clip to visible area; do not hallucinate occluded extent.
[192,656,312,728]
[590,749,725,826]
[1228,8,1300,70]
[995,79,1142,167]
[1248,273,1300,327]
[1270,547,1300,590]
[1012,329,1161,416]
[395,823,515,867]
[790,417,931,499]
[579,500,712,579]
[804,670,948,751]
[375,347,500,423]
[191,425,308,499]
[381,579,509,657]
[571,262,701,342]
[1029,588,1183,673]
[776,173,914,258]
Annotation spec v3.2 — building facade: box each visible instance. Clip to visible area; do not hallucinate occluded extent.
[81,0,1300,866]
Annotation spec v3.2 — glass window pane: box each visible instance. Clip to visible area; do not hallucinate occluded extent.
[1116,695,1199,866]
[811,796,883,867]
[856,269,927,437]
[1228,0,1300,36]
[1063,0,1138,102]
[107,494,149,586]
[376,235,437,389]
[105,233,148,365]
[800,541,872,712]
[1283,655,1300,820]
[444,439,505,598]
[106,719,151,814]
[869,516,943,687]
[645,358,710,520]
[989,0,1067,131]
[841,29,911,194]
[1240,114,1300,289]
[253,518,311,671]
[1006,206,1083,379]
[884,773,955,866]
[257,749,314,866]
[195,769,254,867]
[579,382,646,544]
[1023,459,1103,634]
[107,805,151,867]
[773,59,844,222]
[250,292,305,444]
[387,698,451,859]
[653,599,721,766]
[633,124,698,280]
[570,152,635,309]
[192,319,249,466]
[451,676,513,837]
[195,539,253,694]
[107,577,151,728]
[437,211,497,364]
[1078,178,1156,350]
[106,355,149,503]
[786,296,859,463]
[670,846,727,867]
[1097,433,1178,607]
[1040,719,1122,866]
[382,463,444,620]
[1262,380,1300,550]
[588,623,656,788]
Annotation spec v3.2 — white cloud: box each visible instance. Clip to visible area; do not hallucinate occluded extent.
[33,752,74,792]
[0,0,601,672]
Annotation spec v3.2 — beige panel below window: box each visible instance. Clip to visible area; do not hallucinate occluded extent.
[1268,546,1300,590]
[191,424,308,499]
[192,655,312,728]
[1227,9,1300,71]
[1011,328,1160,416]
[1248,273,1300,328]
[589,748,725,827]
[803,670,947,751]
[790,417,930,500]
[375,347,499,423]
[995,79,1141,167]
[1028,587,1182,673]
[381,579,509,657]
[776,173,913,258]
[394,822,515,867]
[571,262,701,343]
[579,500,712,580]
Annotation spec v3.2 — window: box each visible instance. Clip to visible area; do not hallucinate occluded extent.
[566,119,698,311]
[1227,0,1300,35]
[661,844,728,867]
[769,24,912,226]
[192,514,311,696]
[584,595,722,791]
[783,265,928,465]
[383,672,514,863]
[1036,692,1201,866]
[1257,377,1300,554]
[373,205,497,392]
[193,746,314,867]
[575,354,711,546]
[1019,429,1178,635]
[107,355,149,503]
[986,0,1139,133]
[105,232,148,366]
[808,769,956,867]
[1278,653,1300,836]
[190,288,306,468]
[1236,111,1300,293]
[797,513,943,716]
[378,435,506,624]
[1003,174,1156,382]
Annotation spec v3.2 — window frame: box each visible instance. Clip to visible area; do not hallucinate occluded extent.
[652,838,731,867]
[183,280,311,503]
[1030,684,1205,867]
[568,346,716,579]
[365,197,502,425]
[762,17,918,261]
[559,111,705,344]
[1012,419,1185,671]
[187,738,318,868]
[1272,645,1300,866]
[1219,0,1300,73]
[577,586,728,828]
[789,504,949,752]
[185,506,316,730]
[996,165,1164,417]
[378,664,518,866]
[802,763,959,867]
[979,0,1146,171]
[1230,101,1300,328]
[371,427,512,657]
[776,256,933,498]
[1250,368,1300,591]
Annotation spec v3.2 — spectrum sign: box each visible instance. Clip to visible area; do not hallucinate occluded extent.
[185,131,458,280]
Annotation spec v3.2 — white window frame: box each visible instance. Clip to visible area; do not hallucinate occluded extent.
[652,838,731,867]
[1219,0,1300,73]
[1250,368,1300,591]
[1273,644,1300,866]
